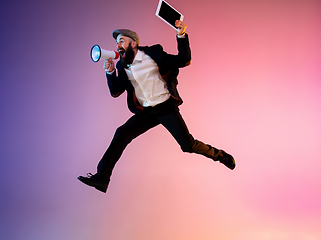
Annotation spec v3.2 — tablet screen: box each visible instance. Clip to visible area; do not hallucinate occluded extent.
[156,0,184,30]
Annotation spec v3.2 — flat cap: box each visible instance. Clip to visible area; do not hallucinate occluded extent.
[112,29,139,46]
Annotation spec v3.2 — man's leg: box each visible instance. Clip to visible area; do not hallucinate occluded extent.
[97,111,159,180]
[156,105,235,170]
[78,111,159,192]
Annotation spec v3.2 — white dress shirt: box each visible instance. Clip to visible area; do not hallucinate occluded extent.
[124,50,170,107]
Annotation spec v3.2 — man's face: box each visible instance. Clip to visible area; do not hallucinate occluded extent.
[116,34,136,65]
[116,35,132,57]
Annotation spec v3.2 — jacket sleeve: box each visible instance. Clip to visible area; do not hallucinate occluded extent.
[106,70,125,98]
[176,33,192,67]
[158,33,192,72]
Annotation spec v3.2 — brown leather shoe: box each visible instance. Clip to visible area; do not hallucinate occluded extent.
[78,173,109,193]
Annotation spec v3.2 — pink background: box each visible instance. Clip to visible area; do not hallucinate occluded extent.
[1,0,321,239]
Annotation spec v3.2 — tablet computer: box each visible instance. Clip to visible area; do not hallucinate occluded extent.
[155,0,184,31]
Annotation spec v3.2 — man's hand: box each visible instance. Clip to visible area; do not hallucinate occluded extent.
[175,20,187,36]
[103,58,115,73]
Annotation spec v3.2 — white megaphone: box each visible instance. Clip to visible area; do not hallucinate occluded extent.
[90,44,119,62]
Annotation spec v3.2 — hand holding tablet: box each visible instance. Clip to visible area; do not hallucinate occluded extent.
[174,20,186,35]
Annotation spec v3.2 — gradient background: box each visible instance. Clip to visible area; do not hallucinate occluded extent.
[1,0,321,239]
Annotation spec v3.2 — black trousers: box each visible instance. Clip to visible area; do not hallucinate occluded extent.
[97,97,221,181]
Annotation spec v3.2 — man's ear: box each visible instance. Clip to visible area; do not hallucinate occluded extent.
[131,41,137,49]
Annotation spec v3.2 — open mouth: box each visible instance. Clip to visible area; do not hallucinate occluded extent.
[118,48,125,57]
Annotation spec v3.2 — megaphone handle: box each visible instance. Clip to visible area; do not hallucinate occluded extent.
[103,58,115,73]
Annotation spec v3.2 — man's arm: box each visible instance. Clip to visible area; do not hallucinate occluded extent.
[173,20,192,67]
[104,59,125,97]
[176,33,191,67]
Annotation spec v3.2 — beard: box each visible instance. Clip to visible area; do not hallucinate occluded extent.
[118,44,135,67]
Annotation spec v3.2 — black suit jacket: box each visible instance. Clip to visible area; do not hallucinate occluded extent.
[106,34,191,114]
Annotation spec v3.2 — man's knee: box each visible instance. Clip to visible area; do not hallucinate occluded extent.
[181,145,193,153]
[180,134,195,153]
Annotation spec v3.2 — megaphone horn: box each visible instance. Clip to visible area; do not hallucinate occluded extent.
[90,44,120,62]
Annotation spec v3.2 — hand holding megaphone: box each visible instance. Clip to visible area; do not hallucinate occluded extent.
[103,58,115,73]
[90,44,119,62]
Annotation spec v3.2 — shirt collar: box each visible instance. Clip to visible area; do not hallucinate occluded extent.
[132,49,143,63]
